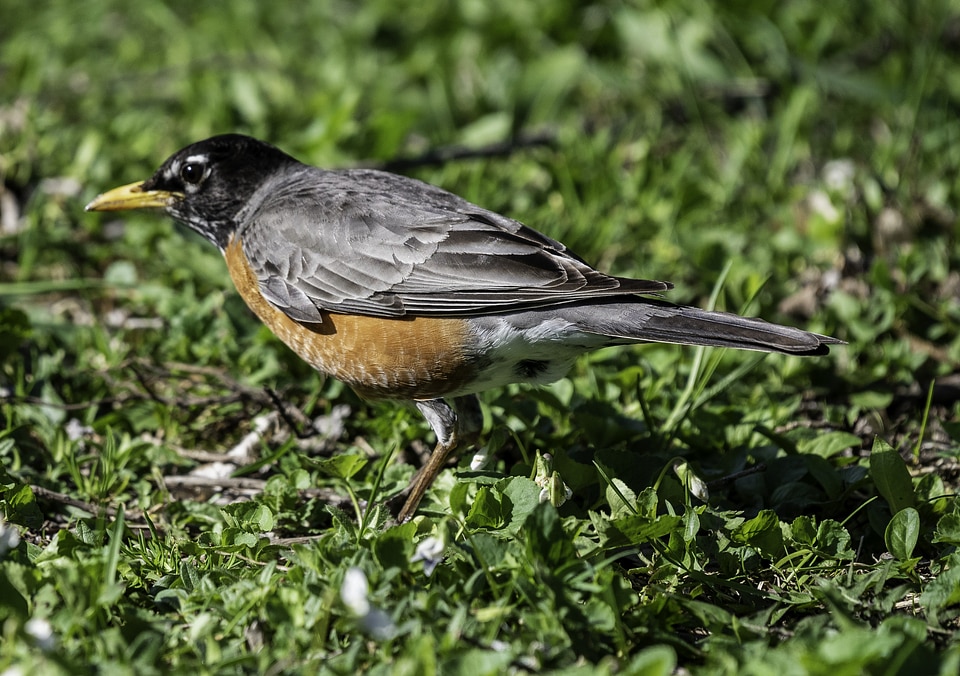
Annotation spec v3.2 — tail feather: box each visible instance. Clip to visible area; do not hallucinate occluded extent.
[559,299,843,356]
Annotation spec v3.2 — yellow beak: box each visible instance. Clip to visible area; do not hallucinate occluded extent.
[85,181,183,212]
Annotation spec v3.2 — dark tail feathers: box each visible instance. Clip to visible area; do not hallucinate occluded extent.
[561,299,842,356]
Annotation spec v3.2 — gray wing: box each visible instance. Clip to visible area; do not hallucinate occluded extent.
[238,166,670,323]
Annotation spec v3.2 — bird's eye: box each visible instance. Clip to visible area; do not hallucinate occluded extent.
[180,162,205,185]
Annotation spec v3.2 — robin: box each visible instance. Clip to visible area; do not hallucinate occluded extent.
[86,134,841,522]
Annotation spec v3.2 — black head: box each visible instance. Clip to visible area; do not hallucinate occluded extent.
[86,134,299,250]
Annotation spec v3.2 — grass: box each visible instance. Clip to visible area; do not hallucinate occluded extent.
[2,0,960,673]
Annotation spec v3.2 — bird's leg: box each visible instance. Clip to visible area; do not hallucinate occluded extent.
[395,395,481,523]
[447,394,482,449]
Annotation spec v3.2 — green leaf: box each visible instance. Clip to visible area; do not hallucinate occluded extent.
[733,510,783,558]
[620,514,683,545]
[636,487,659,519]
[308,453,368,480]
[682,507,700,543]
[798,431,862,458]
[523,503,575,563]
[623,645,677,676]
[288,469,312,490]
[605,478,638,517]
[919,556,960,625]
[444,648,514,676]
[816,520,855,560]
[790,515,818,546]
[373,521,417,569]
[226,530,257,548]
[594,513,682,549]
[448,480,471,516]
[498,477,541,535]
[885,507,920,560]
[180,562,201,592]
[869,438,916,513]
[679,599,735,632]
[465,487,505,529]
[933,514,960,546]
[468,533,509,570]
[849,390,894,409]
[252,505,275,532]
[0,569,28,619]
[5,483,43,530]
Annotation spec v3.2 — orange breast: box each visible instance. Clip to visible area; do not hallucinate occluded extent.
[224,237,477,400]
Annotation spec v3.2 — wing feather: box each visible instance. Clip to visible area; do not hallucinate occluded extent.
[238,166,670,322]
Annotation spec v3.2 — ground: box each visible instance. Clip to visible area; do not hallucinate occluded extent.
[1,1,959,673]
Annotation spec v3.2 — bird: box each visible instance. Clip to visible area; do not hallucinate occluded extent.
[86,134,842,522]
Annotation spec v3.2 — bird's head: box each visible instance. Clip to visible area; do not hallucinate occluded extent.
[86,134,297,250]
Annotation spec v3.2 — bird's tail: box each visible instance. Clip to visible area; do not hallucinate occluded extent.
[559,298,842,356]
